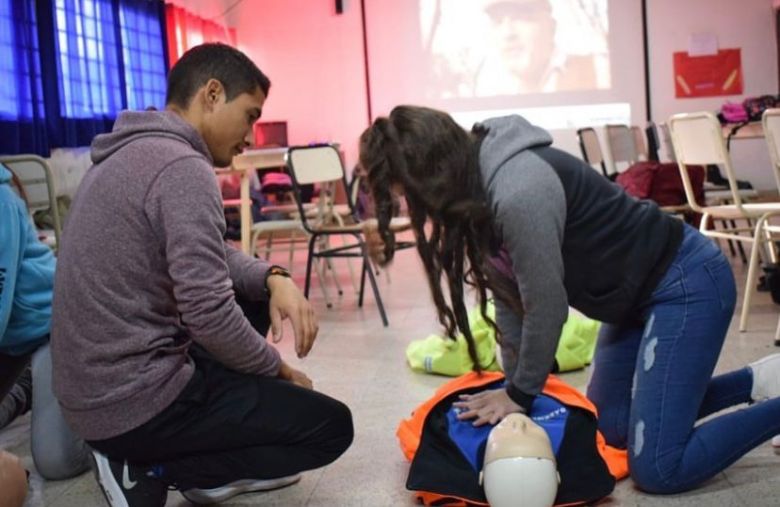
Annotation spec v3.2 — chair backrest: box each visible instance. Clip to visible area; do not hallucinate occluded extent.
[762,108,780,193]
[631,125,648,161]
[0,154,61,248]
[604,124,637,174]
[286,145,354,231]
[576,127,609,178]
[668,111,741,210]
[287,145,344,185]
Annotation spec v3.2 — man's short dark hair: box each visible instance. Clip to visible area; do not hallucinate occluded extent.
[166,43,271,108]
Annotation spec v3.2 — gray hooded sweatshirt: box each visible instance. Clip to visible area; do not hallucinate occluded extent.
[51,111,280,440]
[477,116,682,410]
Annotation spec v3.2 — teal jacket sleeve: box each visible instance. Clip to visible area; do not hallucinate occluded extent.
[0,194,23,338]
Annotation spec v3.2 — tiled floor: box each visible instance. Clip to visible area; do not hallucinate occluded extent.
[3,238,780,506]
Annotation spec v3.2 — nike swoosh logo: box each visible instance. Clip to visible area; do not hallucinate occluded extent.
[122,461,137,490]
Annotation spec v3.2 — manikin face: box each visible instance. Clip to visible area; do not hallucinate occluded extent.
[485,412,555,461]
[483,412,559,507]
[199,79,266,167]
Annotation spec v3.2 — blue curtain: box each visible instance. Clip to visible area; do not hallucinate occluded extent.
[54,0,124,119]
[0,0,167,156]
[0,0,49,155]
[46,0,122,148]
[118,0,167,111]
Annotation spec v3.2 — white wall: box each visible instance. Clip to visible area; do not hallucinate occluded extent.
[226,0,649,170]
[166,0,780,188]
[648,0,778,189]
[231,0,368,171]
[45,1,780,193]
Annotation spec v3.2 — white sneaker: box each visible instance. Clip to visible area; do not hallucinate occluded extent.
[749,353,780,401]
[772,435,780,448]
[181,473,301,505]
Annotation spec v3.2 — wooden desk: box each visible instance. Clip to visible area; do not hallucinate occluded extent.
[221,147,288,253]
[723,122,764,140]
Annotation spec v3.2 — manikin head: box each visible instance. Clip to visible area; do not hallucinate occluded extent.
[481,413,559,507]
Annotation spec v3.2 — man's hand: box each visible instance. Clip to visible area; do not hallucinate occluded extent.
[267,275,318,358]
[453,389,524,426]
[277,361,313,390]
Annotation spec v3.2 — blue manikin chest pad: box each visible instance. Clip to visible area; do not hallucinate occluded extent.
[446,381,569,471]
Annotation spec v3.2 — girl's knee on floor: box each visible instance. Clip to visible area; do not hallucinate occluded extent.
[597,409,629,450]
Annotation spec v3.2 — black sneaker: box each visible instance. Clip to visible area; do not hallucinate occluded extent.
[90,450,167,507]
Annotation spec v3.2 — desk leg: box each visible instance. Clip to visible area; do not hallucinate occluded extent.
[240,171,252,254]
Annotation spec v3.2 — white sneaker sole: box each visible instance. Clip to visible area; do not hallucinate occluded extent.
[182,473,302,504]
[91,452,129,507]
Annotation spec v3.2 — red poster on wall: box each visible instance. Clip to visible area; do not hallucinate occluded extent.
[673,48,743,98]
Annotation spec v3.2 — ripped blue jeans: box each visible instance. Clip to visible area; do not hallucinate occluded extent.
[587,224,780,494]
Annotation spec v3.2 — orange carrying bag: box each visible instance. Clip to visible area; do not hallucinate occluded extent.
[397,372,628,506]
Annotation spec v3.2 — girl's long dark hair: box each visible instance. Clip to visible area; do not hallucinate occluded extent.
[359,105,524,372]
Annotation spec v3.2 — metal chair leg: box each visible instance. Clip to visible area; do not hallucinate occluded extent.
[728,219,747,263]
[318,236,344,296]
[314,257,333,309]
[774,314,780,347]
[325,257,344,296]
[358,236,388,326]
[741,214,771,332]
[288,230,297,272]
[304,235,317,299]
[359,255,367,307]
[264,232,273,260]
[721,219,737,258]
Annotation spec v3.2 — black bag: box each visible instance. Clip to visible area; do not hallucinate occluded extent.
[706,164,753,190]
[761,264,780,305]
[743,95,779,122]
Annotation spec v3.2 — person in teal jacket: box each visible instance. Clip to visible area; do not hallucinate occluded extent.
[0,163,56,355]
[0,162,89,480]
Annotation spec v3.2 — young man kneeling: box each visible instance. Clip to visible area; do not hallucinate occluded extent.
[51,43,353,506]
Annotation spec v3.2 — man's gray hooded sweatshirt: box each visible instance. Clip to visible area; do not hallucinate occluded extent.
[477,116,682,411]
[51,111,280,440]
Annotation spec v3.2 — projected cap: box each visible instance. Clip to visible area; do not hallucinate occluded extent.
[483,0,552,19]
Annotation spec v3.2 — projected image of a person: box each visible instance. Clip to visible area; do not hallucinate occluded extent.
[475,0,597,95]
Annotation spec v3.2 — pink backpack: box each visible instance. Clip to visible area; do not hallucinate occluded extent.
[721,102,748,123]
